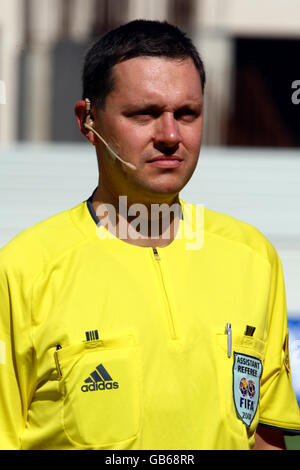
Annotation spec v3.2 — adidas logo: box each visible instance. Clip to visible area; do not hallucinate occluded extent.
[81,363,119,392]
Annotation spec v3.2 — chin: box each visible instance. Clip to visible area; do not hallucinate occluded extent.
[151,176,190,196]
[131,171,191,202]
[143,184,184,201]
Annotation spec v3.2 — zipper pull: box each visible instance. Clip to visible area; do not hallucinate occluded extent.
[153,247,160,261]
[225,323,232,358]
[54,345,62,380]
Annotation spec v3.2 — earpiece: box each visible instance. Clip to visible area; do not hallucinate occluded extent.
[84,98,93,125]
[83,98,136,171]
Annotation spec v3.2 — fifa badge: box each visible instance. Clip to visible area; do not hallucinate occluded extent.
[233,352,263,427]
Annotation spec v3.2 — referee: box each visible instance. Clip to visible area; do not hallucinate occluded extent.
[0,20,299,450]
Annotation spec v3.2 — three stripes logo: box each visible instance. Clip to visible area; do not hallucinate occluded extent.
[81,363,119,392]
[85,330,99,341]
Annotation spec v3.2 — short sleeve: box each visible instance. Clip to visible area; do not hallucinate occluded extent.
[0,249,36,449]
[259,248,300,433]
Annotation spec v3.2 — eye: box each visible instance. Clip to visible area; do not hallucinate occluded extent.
[134,109,160,119]
[124,106,161,122]
[175,108,199,122]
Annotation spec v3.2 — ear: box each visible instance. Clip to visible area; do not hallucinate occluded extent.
[74,100,97,145]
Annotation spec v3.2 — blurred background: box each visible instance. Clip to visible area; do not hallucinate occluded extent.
[0,0,300,448]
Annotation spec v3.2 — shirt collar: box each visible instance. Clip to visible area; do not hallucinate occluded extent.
[86,188,183,227]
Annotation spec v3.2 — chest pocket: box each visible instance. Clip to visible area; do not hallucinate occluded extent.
[215,333,265,441]
[53,335,141,449]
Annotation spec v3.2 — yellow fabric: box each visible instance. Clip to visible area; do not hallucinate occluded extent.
[0,199,299,450]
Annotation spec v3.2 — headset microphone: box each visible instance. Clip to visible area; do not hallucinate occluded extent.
[83,98,136,170]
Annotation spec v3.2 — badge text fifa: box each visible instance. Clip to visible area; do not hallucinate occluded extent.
[233,352,263,427]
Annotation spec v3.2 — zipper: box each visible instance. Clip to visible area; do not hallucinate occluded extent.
[153,247,160,261]
[151,247,177,340]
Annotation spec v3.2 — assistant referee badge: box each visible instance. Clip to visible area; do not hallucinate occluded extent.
[233,352,263,427]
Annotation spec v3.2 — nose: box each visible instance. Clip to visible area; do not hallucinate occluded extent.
[153,113,182,151]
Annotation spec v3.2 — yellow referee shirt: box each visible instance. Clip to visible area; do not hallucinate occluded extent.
[0,196,299,449]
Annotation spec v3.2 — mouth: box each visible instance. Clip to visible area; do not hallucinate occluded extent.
[146,155,183,169]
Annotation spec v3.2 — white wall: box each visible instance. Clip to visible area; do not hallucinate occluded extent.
[197,0,300,37]
[0,0,24,143]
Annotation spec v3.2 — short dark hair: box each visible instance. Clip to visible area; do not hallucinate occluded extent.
[82,19,206,109]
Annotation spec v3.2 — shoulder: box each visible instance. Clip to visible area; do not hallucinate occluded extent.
[0,202,89,280]
[181,200,278,266]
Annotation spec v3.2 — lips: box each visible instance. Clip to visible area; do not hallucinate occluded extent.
[146,156,183,169]
[147,155,183,163]
[147,155,183,170]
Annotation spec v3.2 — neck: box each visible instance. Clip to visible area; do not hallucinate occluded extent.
[91,185,181,248]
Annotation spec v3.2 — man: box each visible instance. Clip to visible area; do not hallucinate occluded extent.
[0,20,299,450]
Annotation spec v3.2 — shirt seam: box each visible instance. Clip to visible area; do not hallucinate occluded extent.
[19,269,35,450]
[203,227,272,269]
[180,202,273,268]
[259,417,300,432]
[30,237,96,308]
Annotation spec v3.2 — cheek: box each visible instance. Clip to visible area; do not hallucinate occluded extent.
[185,121,203,151]
[117,123,152,155]
[181,126,202,153]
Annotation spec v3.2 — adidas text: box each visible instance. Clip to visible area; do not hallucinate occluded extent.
[81,381,119,392]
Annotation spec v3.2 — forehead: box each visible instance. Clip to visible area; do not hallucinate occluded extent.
[109,56,203,106]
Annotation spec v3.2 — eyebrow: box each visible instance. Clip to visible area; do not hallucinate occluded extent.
[122,101,203,115]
